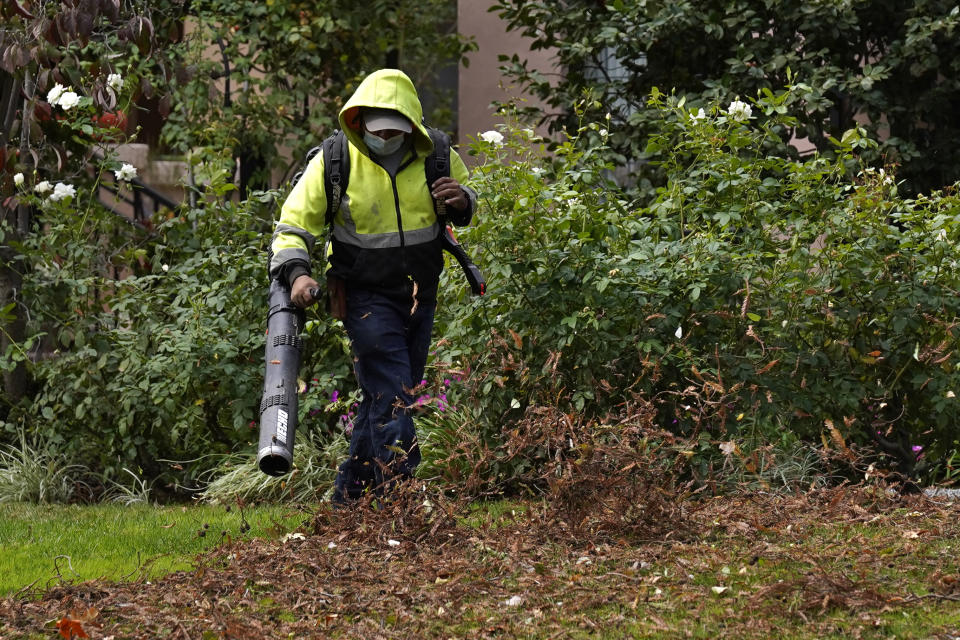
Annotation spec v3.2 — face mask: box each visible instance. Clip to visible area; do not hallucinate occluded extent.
[364,131,405,156]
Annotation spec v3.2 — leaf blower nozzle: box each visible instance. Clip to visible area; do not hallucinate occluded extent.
[256,278,305,476]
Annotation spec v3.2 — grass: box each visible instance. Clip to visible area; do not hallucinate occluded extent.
[0,501,308,596]
[200,430,346,504]
[0,434,91,504]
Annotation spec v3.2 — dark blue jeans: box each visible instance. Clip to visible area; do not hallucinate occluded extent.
[332,287,435,503]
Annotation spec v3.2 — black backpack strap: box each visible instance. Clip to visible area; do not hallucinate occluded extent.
[427,127,486,296]
[322,130,349,226]
[291,145,321,187]
[425,127,451,193]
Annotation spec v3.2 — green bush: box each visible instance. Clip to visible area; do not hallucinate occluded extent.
[5,81,958,496]
[436,88,959,487]
[4,155,353,491]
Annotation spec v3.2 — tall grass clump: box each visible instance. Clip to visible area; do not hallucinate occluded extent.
[200,430,346,504]
[0,431,91,504]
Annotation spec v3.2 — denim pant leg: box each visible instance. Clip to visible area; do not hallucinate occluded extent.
[332,396,375,502]
[332,289,435,501]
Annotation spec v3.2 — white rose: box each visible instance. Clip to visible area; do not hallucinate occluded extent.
[727,99,752,122]
[13,173,24,187]
[49,182,77,202]
[46,83,66,106]
[479,130,505,147]
[114,163,138,181]
[57,91,81,111]
[690,108,707,121]
[107,73,122,91]
[34,180,53,195]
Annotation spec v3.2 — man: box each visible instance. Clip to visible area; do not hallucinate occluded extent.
[270,69,476,505]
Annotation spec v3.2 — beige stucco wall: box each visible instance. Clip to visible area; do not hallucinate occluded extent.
[457,0,557,148]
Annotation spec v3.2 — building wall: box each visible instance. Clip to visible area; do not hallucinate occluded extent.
[457,0,556,149]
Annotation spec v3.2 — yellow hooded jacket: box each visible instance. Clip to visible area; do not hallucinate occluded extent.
[270,69,472,298]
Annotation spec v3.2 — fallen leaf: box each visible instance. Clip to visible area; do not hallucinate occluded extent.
[57,617,89,639]
[719,441,738,456]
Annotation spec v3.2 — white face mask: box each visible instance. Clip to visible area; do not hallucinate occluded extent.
[364,131,405,156]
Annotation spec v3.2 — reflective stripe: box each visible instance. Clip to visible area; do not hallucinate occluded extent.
[273,223,317,254]
[270,247,310,273]
[333,222,439,249]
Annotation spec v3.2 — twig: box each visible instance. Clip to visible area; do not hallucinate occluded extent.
[13,578,40,599]
[120,551,143,580]
[902,593,960,603]
[601,572,641,581]
[53,555,83,581]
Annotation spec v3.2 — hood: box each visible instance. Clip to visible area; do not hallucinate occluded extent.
[339,69,432,156]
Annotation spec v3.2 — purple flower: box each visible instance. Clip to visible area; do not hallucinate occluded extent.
[912,445,923,453]
[331,390,339,402]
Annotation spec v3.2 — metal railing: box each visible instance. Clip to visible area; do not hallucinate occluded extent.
[97,175,179,223]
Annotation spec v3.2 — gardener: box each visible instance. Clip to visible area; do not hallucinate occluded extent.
[269,69,477,505]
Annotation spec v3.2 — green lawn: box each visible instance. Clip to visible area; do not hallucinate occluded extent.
[0,502,307,596]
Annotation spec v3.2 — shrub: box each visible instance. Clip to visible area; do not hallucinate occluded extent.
[6,156,354,491]
[435,88,959,488]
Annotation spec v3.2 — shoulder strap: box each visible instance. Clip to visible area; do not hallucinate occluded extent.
[321,130,349,227]
[425,127,451,189]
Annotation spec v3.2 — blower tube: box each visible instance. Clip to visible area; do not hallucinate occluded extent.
[256,278,305,476]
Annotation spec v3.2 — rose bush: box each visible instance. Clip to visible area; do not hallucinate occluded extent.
[434,88,959,490]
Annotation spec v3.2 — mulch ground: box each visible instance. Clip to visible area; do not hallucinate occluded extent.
[2,482,960,639]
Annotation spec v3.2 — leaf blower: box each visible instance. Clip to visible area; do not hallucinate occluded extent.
[256,278,308,476]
